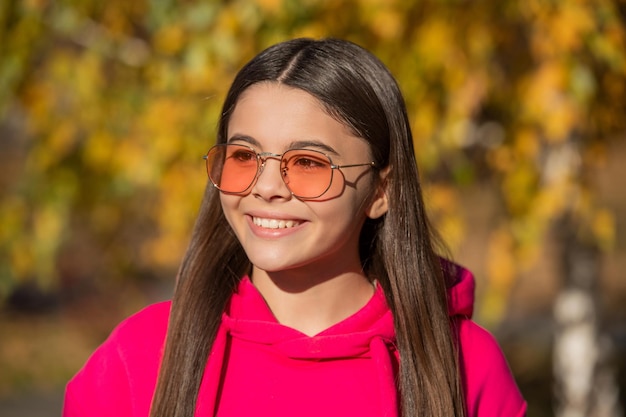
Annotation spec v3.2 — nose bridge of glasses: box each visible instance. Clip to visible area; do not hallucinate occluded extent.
[257,151,284,171]
[257,151,283,162]
[255,152,288,185]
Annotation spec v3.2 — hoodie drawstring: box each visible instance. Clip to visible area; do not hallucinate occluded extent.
[370,337,399,417]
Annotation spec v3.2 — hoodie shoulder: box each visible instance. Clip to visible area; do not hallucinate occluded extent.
[458,320,527,416]
[64,301,172,417]
[113,301,171,340]
[442,261,527,416]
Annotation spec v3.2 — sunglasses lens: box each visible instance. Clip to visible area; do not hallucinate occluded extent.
[205,146,334,198]
[206,145,258,193]
[282,150,332,198]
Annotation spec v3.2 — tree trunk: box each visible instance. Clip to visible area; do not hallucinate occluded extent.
[553,215,622,417]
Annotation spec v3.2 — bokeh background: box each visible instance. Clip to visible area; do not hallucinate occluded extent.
[1,0,625,416]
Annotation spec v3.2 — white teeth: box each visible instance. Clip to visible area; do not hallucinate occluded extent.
[253,217,300,229]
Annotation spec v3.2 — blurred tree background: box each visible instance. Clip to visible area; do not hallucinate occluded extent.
[1,0,625,415]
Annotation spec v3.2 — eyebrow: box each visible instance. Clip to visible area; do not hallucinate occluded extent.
[227,134,260,147]
[226,135,340,156]
[288,140,340,156]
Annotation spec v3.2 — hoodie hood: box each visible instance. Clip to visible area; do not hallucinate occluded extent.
[222,261,476,358]
[444,260,476,318]
[197,265,476,417]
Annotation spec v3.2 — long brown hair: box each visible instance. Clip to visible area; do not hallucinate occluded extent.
[150,38,465,417]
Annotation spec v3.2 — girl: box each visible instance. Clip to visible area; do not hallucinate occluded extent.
[64,38,526,417]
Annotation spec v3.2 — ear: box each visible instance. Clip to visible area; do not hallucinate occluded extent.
[365,167,390,220]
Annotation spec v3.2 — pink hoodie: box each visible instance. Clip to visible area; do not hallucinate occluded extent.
[64,267,526,416]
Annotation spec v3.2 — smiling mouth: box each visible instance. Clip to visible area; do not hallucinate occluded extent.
[252,217,302,229]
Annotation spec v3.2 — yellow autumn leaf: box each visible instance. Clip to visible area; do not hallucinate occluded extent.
[548,2,595,52]
[10,237,36,284]
[113,139,154,186]
[369,9,404,41]
[592,208,616,251]
[449,71,488,117]
[154,24,186,56]
[502,163,537,214]
[293,22,327,40]
[514,129,540,160]
[481,227,516,324]
[83,131,116,171]
[486,147,514,174]
[411,102,438,143]
[48,121,77,157]
[414,18,455,69]
[543,99,580,142]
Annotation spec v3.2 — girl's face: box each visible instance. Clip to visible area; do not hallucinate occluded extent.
[219,82,388,280]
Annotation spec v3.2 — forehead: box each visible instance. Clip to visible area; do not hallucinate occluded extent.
[231,82,329,126]
[227,83,368,155]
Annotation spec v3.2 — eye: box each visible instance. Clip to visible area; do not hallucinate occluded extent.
[289,153,329,170]
[229,149,257,163]
[294,157,323,168]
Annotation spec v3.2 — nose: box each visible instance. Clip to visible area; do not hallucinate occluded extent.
[252,155,292,200]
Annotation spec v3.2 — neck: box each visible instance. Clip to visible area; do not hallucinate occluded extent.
[250,267,375,337]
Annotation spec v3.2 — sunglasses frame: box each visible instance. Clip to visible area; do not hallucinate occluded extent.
[203,143,376,199]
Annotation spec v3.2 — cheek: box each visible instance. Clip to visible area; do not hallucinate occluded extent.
[312,189,371,229]
[321,170,346,200]
[311,170,374,204]
[219,195,239,230]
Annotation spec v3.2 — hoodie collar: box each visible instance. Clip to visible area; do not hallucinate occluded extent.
[222,276,396,360]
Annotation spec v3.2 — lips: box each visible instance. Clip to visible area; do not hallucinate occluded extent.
[252,217,302,229]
